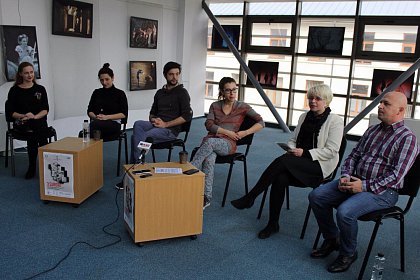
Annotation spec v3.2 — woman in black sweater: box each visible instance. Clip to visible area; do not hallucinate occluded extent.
[7,62,50,179]
[87,63,128,141]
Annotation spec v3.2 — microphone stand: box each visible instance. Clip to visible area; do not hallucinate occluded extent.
[115,151,147,190]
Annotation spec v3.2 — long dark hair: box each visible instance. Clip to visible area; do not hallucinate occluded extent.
[14,62,36,85]
[98,63,114,78]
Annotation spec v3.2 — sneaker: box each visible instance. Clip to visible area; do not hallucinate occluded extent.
[115,182,124,190]
[203,196,211,210]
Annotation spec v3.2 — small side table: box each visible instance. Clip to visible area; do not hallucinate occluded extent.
[39,137,103,205]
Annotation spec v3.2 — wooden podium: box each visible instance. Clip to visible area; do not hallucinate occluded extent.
[123,162,204,245]
[39,137,103,205]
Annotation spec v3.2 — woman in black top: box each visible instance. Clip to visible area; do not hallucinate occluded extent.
[7,62,49,179]
[87,63,128,141]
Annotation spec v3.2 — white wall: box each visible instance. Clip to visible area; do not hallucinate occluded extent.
[0,0,206,139]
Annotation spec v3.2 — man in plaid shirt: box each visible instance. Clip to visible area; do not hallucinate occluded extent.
[308,91,419,273]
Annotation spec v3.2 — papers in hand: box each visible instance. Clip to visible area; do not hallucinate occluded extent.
[276,142,292,152]
[154,167,182,174]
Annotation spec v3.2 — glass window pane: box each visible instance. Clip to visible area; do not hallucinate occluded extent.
[209,3,244,16]
[329,96,347,120]
[294,57,351,95]
[206,52,240,85]
[243,88,288,124]
[250,23,292,48]
[362,25,418,53]
[249,2,296,16]
[346,115,371,136]
[361,1,420,16]
[301,1,357,16]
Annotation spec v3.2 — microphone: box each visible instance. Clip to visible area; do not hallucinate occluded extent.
[115,137,153,190]
[137,137,153,164]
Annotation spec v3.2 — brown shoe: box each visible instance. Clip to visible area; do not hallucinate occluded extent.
[327,252,358,273]
[310,238,339,258]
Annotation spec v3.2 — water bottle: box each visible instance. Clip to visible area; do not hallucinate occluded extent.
[370,252,385,280]
[82,120,90,143]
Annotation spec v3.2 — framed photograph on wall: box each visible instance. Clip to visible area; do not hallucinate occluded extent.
[246,60,279,88]
[370,69,415,101]
[52,0,93,38]
[129,61,157,91]
[211,25,240,50]
[0,25,41,81]
[307,26,345,55]
[130,17,158,49]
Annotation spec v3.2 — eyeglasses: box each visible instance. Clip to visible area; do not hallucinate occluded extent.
[307,96,323,101]
[223,88,238,94]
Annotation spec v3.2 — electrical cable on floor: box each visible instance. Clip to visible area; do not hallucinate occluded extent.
[22,169,135,280]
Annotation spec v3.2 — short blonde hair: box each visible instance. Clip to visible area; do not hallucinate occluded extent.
[307,84,333,106]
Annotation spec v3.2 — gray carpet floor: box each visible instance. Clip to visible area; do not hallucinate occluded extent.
[1,117,419,280]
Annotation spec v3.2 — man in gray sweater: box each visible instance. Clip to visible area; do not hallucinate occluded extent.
[130,61,192,163]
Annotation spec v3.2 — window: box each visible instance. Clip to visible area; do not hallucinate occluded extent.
[401,33,417,67]
[205,71,215,98]
[356,18,420,62]
[207,27,212,49]
[246,16,294,53]
[266,78,284,106]
[270,28,287,47]
[349,84,368,116]
[402,33,416,54]
[363,32,375,51]
[205,2,420,137]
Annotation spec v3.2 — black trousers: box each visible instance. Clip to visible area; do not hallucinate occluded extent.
[14,119,49,167]
[248,154,323,223]
[89,120,121,141]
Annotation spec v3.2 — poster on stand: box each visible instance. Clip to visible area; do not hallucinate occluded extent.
[43,152,74,198]
[124,175,135,233]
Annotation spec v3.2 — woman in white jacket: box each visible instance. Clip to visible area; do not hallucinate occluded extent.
[231,84,344,239]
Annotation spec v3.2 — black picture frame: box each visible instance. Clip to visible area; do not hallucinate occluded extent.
[52,0,93,38]
[307,26,345,55]
[246,60,279,88]
[0,25,41,81]
[129,61,157,91]
[129,17,158,49]
[370,69,415,101]
[211,25,240,50]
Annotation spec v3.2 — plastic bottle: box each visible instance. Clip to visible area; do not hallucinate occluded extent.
[82,120,90,143]
[370,252,385,280]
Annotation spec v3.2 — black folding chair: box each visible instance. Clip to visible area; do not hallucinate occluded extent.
[151,119,192,162]
[78,117,128,176]
[4,99,57,176]
[191,116,257,207]
[113,118,128,176]
[257,135,347,240]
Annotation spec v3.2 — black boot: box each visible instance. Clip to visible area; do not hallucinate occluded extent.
[25,165,36,179]
[258,222,280,239]
[231,195,255,209]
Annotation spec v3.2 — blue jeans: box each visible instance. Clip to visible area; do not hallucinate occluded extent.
[130,120,177,163]
[308,179,398,256]
[191,138,230,200]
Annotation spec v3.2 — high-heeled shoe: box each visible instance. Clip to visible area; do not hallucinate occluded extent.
[258,222,279,239]
[230,195,254,209]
